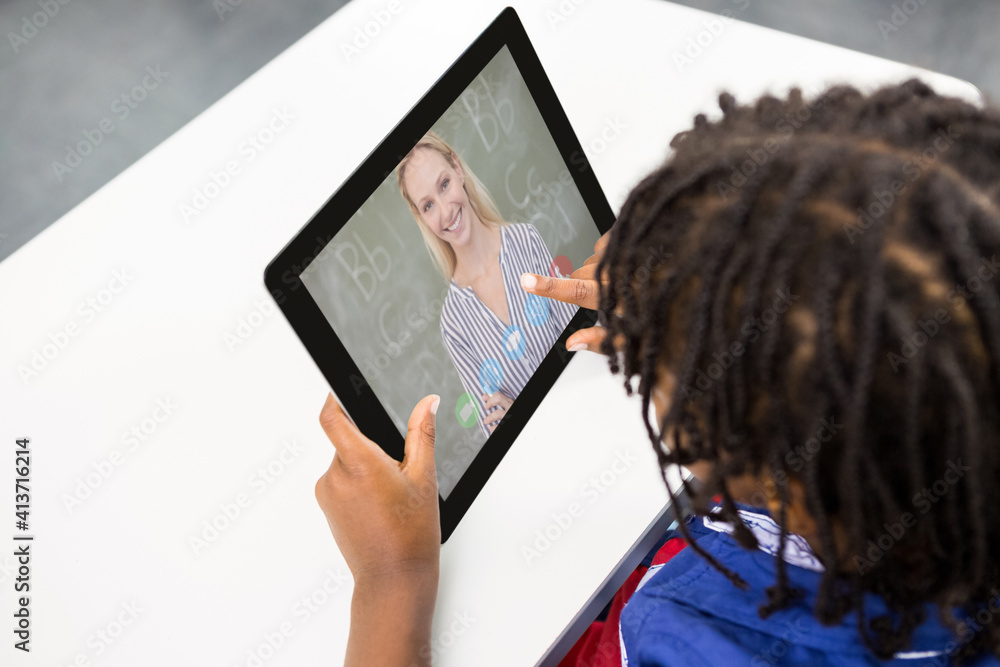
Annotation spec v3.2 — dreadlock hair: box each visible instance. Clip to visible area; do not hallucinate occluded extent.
[597,78,1000,662]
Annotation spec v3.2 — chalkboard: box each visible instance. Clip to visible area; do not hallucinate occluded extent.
[301,46,600,497]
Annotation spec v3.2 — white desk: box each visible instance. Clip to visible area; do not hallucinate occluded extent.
[0,1,980,665]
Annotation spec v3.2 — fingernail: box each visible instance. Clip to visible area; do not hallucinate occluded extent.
[430,395,440,415]
[568,343,587,352]
[520,273,536,290]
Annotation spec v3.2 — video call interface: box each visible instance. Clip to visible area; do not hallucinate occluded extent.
[301,46,600,498]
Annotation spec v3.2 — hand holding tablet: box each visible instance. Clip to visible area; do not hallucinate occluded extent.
[315,393,441,666]
[315,393,441,578]
[265,8,614,540]
[520,229,611,354]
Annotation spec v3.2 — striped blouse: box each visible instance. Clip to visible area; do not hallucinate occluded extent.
[440,222,577,436]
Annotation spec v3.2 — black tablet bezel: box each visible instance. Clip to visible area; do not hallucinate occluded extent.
[264,6,614,542]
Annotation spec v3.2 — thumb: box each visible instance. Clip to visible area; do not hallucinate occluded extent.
[566,325,608,354]
[403,394,440,478]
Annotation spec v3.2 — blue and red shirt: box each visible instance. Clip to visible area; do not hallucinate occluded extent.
[562,506,1000,667]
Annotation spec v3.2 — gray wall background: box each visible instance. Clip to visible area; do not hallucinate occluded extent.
[302,46,600,497]
[4,0,1000,265]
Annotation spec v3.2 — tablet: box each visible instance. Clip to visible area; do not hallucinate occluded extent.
[264,7,613,541]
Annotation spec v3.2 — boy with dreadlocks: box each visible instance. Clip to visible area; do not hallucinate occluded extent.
[313,79,1000,665]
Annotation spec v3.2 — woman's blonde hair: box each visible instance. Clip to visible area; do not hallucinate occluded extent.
[396,130,507,280]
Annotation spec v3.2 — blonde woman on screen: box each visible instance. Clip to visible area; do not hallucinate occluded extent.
[397,130,575,435]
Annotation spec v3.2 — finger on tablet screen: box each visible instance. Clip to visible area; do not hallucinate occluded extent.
[519,273,599,309]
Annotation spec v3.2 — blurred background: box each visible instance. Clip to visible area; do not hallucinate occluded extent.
[2,0,998,263]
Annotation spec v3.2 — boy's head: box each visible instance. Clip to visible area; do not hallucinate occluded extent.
[598,79,1000,660]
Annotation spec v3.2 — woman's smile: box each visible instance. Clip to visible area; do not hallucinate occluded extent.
[443,206,463,234]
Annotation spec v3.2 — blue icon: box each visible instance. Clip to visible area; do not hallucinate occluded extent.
[502,324,526,361]
[478,358,503,394]
[525,293,549,326]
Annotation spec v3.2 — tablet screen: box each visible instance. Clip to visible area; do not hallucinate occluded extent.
[300,45,600,499]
